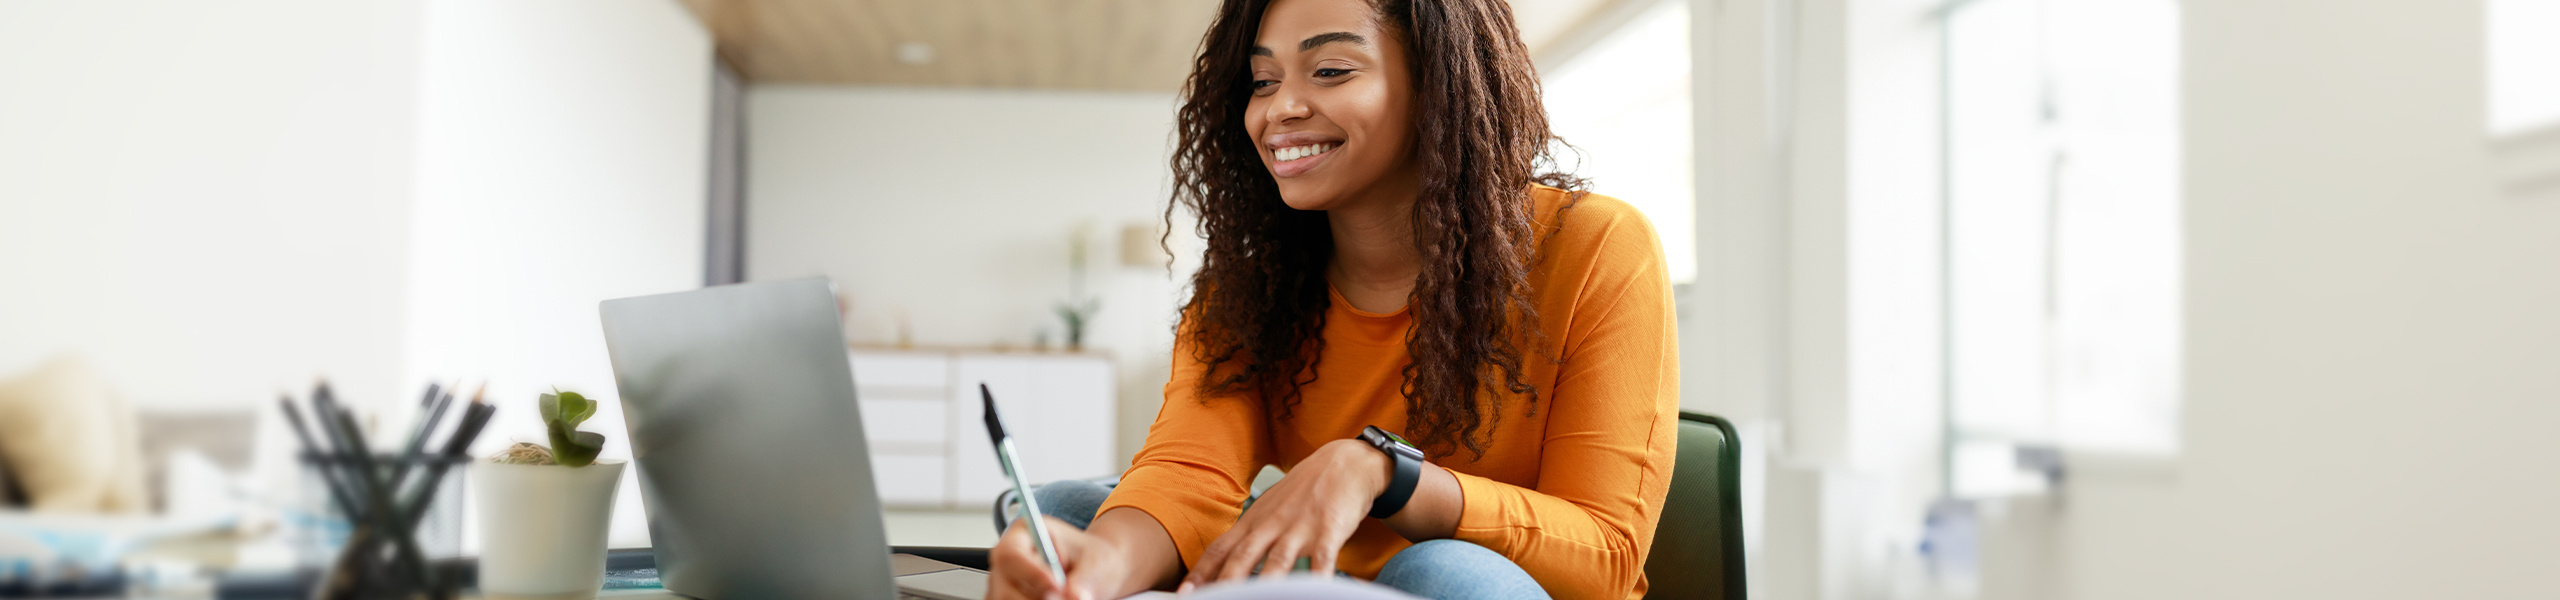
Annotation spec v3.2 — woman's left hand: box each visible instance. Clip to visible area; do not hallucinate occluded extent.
[1183,438,1388,590]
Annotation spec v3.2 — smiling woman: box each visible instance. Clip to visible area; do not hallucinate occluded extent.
[982,1,1681,599]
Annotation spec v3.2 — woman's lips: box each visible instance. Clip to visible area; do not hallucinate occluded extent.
[1269,142,1341,178]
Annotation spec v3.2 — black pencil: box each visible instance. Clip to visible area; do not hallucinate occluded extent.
[389,381,459,490]
[306,382,369,518]
[401,386,493,527]
[327,407,438,590]
[278,394,362,518]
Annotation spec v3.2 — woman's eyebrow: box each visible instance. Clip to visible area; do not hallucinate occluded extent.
[1299,31,1365,52]
[1251,31,1367,57]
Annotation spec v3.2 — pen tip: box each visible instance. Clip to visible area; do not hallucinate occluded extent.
[472,384,488,404]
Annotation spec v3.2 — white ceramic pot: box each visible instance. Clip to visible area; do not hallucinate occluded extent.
[472,460,625,600]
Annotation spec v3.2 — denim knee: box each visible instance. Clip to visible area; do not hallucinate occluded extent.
[1373,540,1549,600]
[1026,479,1115,530]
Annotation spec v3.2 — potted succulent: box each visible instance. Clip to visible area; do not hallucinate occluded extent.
[471,390,623,600]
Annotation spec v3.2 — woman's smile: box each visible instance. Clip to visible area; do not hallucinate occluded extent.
[1270,141,1341,177]
[1266,131,1347,178]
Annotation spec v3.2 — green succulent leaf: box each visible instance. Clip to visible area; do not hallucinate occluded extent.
[536,388,608,468]
[551,429,605,468]
[556,390,596,429]
[545,419,605,468]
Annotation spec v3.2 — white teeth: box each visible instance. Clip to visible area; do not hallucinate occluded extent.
[1277,143,1335,162]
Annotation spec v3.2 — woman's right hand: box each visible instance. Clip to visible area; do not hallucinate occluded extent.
[988,516,1136,600]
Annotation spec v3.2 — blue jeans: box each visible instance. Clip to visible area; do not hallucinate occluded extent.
[1028,480,1551,600]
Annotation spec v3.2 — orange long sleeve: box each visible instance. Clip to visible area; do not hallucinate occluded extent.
[1098,186,1680,600]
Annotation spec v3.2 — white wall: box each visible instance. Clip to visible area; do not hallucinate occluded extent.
[2081,0,2560,597]
[1715,1,2560,598]
[745,86,1194,465]
[0,0,709,549]
[0,0,423,408]
[0,0,708,418]
[404,0,711,549]
[1983,2,2560,599]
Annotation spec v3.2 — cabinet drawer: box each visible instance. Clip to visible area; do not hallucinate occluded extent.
[850,352,951,389]
[871,454,950,507]
[860,399,949,446]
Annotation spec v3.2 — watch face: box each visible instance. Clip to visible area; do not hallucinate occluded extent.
[1364,426,1424,460]
[1368,428,1424,460]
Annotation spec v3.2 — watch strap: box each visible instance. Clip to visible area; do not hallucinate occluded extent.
[1365,429,1423,520]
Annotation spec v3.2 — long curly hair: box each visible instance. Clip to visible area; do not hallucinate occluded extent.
[1164,0,1586,458]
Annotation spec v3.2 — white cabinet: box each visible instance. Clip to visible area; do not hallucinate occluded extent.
[849,348,1117,508]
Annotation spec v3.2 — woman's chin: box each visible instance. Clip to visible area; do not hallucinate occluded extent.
[1275,187,1343,212]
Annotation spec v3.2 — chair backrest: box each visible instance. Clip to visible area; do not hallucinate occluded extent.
[1642,411,1746,600]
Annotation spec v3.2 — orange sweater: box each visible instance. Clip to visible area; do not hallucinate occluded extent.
[1098,186,1680,600]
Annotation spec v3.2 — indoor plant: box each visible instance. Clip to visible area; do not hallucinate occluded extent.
[471,389,623,600]
[1055,223,1101,351]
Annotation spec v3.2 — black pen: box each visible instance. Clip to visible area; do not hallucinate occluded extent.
[982,383,1066,583]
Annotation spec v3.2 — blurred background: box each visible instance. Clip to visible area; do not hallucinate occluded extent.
[0,0,2554,598]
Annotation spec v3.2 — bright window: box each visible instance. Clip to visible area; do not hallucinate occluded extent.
[1541,0,1696,284]
[1943,0,2182,494]
[2490,0,2560,136]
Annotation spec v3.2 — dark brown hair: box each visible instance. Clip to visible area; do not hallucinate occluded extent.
[1165,0,1586,458]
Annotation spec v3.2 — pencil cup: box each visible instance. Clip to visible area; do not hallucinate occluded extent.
[472,460,624,600]
[291,453,468,568]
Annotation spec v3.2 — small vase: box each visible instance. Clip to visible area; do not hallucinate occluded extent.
[472,460,625,600]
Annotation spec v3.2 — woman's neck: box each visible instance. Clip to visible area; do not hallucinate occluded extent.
[1326,189,1422,314]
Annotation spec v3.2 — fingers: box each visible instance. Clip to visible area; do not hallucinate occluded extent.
[1188,524,1241,585]
[1188,524,1277,587]
[1189,534,1329,593]
[1308,547,1338,579]
[1039,516,1084,565]
[1214,528,1274,583]
[1256,538,1298,580]
[1259,536,1330,578]
[1038,516,1101,600]
[989,519,1061,600]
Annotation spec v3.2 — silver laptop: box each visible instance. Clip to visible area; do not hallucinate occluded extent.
[599,278,984,600]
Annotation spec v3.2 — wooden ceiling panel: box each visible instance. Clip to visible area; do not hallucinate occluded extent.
[676,0,1617,92]
[684,0,1218,92]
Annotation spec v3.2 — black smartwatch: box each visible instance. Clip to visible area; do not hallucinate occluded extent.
[1357,425,1425,519]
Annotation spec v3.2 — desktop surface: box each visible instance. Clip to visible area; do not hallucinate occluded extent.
[466,553,986,600]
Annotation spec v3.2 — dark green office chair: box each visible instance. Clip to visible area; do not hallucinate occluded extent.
[1642,411,1747,600]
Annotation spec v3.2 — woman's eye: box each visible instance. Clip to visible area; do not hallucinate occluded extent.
[1314,68,1352,78]
[1250,79,1278,93]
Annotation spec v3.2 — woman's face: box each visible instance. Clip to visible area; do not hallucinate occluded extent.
[1246,0,1417,212]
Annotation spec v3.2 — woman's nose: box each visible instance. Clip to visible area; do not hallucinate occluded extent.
[1266,85,1312,124]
